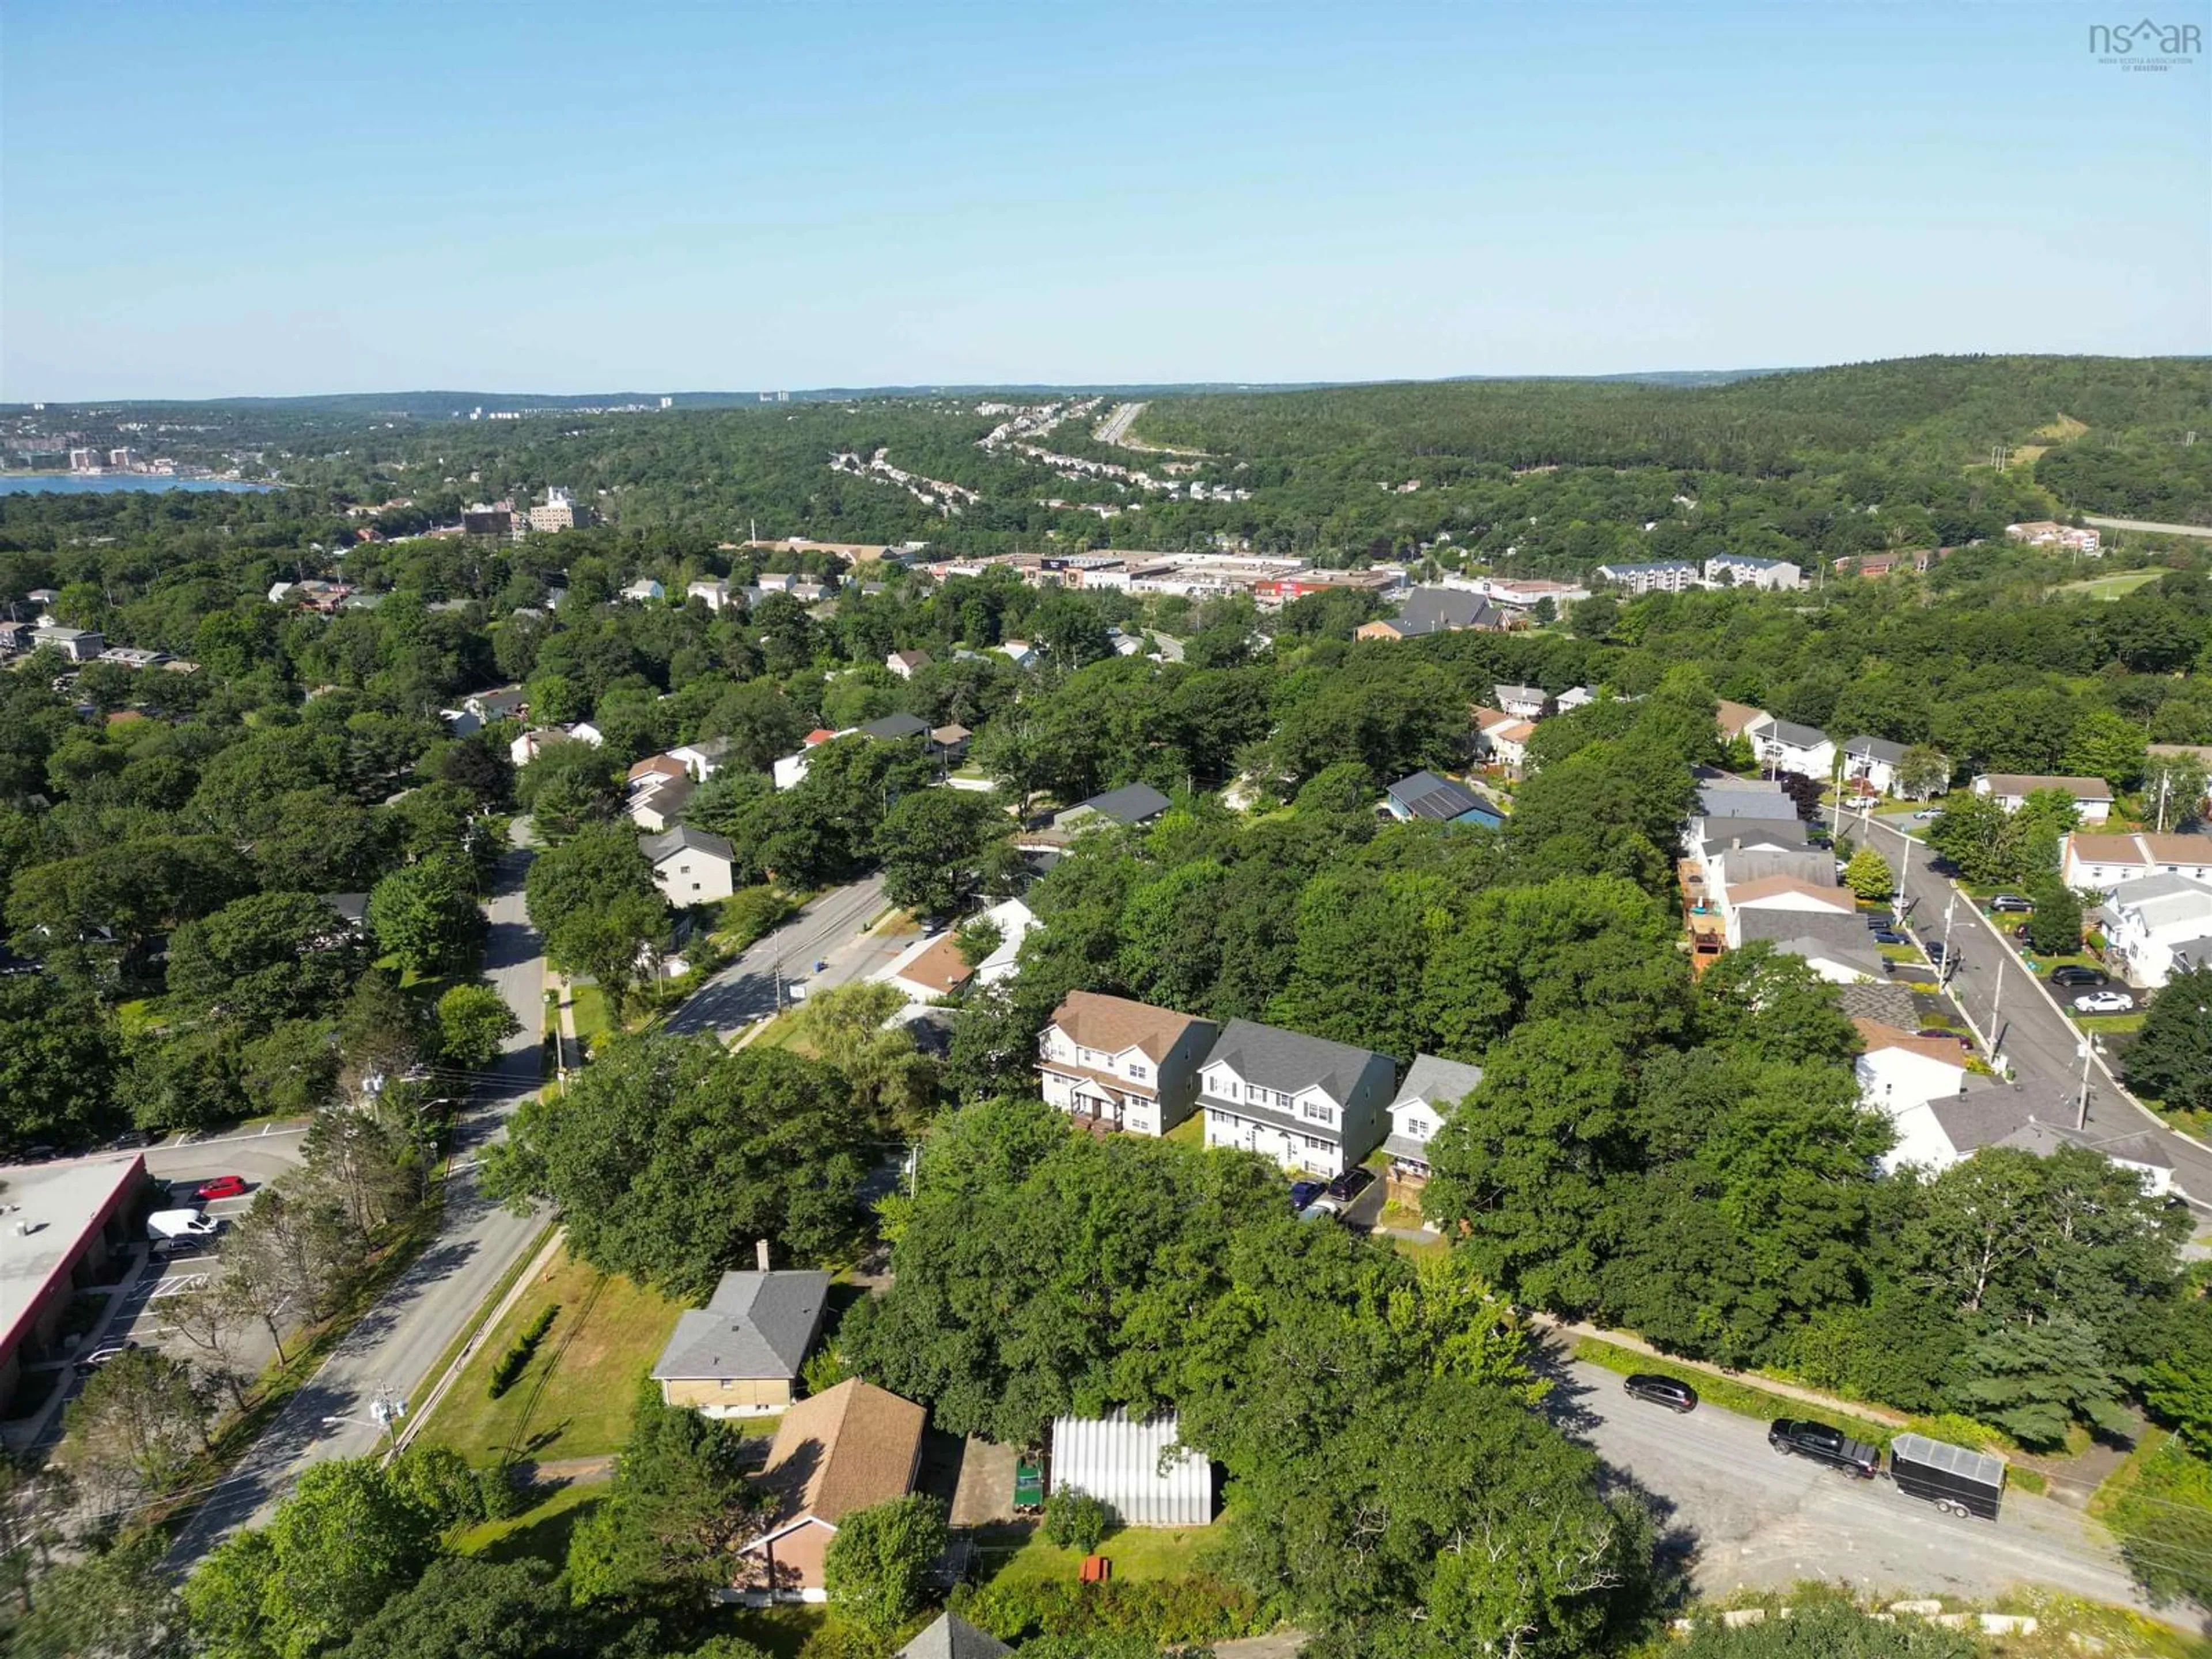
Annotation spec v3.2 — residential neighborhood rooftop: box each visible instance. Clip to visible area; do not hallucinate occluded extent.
[1207,1017,1391,1102]
[652,1268,832,1383]
[1050,991,1214,1063]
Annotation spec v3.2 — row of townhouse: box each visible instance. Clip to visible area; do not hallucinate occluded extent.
[1032,991,1485,1183]
[1717,698,1953,800]
[1593,555,1805,594]
[1681,778,1861,953]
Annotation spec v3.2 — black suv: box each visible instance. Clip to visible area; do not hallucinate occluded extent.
[1623,1374,1698,1414]
[1768,1418,1878,1476]
[1325,1167,1374,1204]
[2050,965,2109,988]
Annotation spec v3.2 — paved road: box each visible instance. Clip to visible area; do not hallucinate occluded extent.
[2082,516,2212,541]
[1851,809,2212,1209]
[166,823,550,1569]
[664,874,894,1039]
[1547,1347,2177,1623]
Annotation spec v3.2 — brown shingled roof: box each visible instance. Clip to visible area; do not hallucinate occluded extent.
[1048,991,1213,1065]
[891,935,973,997]
[757,1379,926,1528]
[1725,875,1854,908]
[1852,1017,1968,1067]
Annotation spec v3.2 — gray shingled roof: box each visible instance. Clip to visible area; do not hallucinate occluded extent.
[1994,1118,2173,1171]
[1696,788,1798,820]
[895,1614,1012,1659]
[1846,734,1907,764]
[651,1270,831,1382]
[1926,1079,2081,1156]
[1736,908,1887,961]
[1834,980,1921,1028]
[859,713,930,741]
[1759,717,1831,751]
[1206,1018,1392,1103]
[1070,782,1171,825]
[1393,589,1495,635]
[1698,821,1813,859]
[640,824,735,865]
[1388,1054,1484,1114]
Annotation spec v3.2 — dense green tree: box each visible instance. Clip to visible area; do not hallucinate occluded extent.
[484,1036,869,1298]
[187,1459,443,1659]
[524,824,669,1013]
[516,738,623,842]
[566,1382,763,1607]
[1213,1377,1652,1658]
[3,1533,186,1659]
[62,1347,212,1500]
[334,1558,593,1659]
[368,853,486,975]
[435,982,522,1069]
[1842,845,1893,902]
[0,976,120,1151]
[877,787,1008,919]
[2021,874,2082,957]
[166,891,366,1031]
[2123,964,2212,1111]
[1668,1597,1978,1657]
[822,1494,949,1633]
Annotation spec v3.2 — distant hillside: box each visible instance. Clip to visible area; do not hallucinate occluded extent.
[1133,355,2212,483]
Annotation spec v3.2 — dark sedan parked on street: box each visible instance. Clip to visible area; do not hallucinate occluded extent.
[1624,1374,1699,1414]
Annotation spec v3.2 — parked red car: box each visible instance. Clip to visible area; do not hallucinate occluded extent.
[194,1175,248,1200]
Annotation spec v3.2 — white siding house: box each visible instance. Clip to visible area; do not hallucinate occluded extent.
[1036,992,1218,1138]
[1198,1020,1396,1177]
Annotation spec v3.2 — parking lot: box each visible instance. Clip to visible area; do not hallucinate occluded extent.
[16,1126,312,1453]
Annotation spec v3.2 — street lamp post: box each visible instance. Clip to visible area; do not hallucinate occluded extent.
[2077,1040,2094,1131]
[323,1388,407,1448]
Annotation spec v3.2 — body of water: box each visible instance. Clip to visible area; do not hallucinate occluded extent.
[0,474,275,495]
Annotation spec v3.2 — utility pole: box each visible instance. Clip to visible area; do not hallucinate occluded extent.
[1940,891,1958,987]
[2155,769,2172,836]
[2076,1040,2094,1131]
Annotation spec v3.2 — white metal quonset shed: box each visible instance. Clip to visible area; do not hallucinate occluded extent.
[1048,1410,1214,1528]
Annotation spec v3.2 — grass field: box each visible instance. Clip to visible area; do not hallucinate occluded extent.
[454,1478,606,1565]
[414,1245,684,1467]
[2055,569,2165,601]
[975,1518,1220,1586]
[570,984,611,1050]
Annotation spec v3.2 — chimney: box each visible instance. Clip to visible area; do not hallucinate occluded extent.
[755,1238,771,1274]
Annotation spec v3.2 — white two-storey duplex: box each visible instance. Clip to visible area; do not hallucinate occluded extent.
[1198,1019,1396,1178]
[1036,993,1218,1138]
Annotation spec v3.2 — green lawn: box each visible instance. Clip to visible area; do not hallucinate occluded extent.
[706,1608,827,1659]
[570,984,610,1049]
[975,1518,1221,1586]
[414,1245,684,1467]
[2055,569,2165,600]
[2075,1012,2147,1036]
[1163,1113,1203,1147]
[454,1478,606,1566]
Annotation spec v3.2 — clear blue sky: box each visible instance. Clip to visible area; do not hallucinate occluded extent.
[4,1,2207,397]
